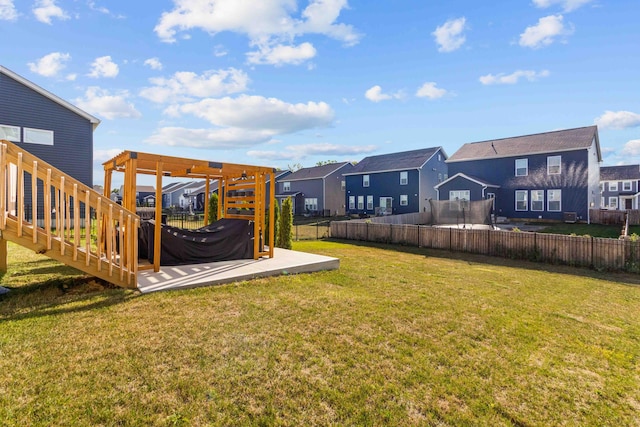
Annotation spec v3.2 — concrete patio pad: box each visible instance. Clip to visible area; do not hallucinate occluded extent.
[137,248,339,293]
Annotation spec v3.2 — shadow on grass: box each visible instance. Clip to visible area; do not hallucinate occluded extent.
[0,274,137,322]
[328,238,640,287]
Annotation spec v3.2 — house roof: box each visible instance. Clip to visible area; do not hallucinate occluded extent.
[600,165,640,181]
[276,191,302,197]
[0,65,101,130]
[435,172,500,189]
[285,162,352,181]
[344,147,445,175]
[447,126,600,163]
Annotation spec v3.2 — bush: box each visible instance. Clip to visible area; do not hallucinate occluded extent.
[207,193,219,224]
[277,197,293,249]
[265,199,280,246]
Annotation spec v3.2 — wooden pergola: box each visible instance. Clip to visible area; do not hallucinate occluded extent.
[103,151,276,272]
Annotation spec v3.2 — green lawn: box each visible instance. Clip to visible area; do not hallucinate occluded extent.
[1,240,639,426]
[536,222,640,238]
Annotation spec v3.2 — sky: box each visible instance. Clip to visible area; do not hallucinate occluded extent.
[1,0,639,188]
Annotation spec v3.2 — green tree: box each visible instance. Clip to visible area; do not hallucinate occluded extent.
[207,192,219,224]
[277,196,293,249]
[264,199,280,246]
[315,160,337,166]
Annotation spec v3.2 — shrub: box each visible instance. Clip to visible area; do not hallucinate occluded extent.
[207,193,218,224]
[277,197,293,249]
[265,199,280,246]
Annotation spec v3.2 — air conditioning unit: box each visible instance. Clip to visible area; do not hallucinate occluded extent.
[563,212,577,223]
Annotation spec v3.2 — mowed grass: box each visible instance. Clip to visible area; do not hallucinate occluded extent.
[1,241,640,426]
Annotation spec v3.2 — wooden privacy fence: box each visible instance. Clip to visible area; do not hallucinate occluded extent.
[0,139,139,288]
[331,221,640,272]
[590,209,640,226]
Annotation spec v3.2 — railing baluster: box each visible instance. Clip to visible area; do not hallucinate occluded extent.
[96,198,102,271]
[73,184,79,261]
[0,144,6,230]
[32,160,38,244]
[45,169,52,250]
[17,153,23,237]
[126,214,132,286]
[119,210,125,281]
[108,204,113,277]
[60,176,65,255]
[85,190,90,266]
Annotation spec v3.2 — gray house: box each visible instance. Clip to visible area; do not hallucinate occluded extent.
[276,162,354,216]
[1,65,100,216]
[600,165,640,210]
[343,147,448,216]
[1,66,99,186]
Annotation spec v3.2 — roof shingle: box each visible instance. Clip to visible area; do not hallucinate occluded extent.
[600,165,640,181]
[345,147,443,175]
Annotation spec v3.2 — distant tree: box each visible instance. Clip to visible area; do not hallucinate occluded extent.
[207,192,219,223]
[315,160,337,166]
[287,162,303,172]
[277,197,293,249]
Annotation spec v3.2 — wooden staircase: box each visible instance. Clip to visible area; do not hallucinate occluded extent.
[0,139,139,289]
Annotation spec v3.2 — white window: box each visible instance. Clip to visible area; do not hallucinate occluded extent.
[547,155,561,175]
[548,190,562,212]
[515,158,528,176]
[341,180,345,191]
[438,173,443,182]
[366,195,373,210]
[400,171,408,185]
[609,197,618,209]
[24,127,54,145]
[304,198,318,212]
[348,196,355,210]
[357,196,364,210]
[516,190,528,211]
[449,190,469,201]
[400,195,408,206]
[623,181,632,191]
[0,124,20,142]
[487,193,496,210]
[379,197,393,210]
[531,190,544,211]
[438,153,442,161]
[609,182,618,192]
[283,181,290,192]
[363,175,370,187]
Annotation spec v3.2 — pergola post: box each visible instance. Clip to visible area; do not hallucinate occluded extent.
[153,161,163,272]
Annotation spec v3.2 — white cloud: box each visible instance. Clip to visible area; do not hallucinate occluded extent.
[247,42,317,66]
[214,44,228,57]
[621,140,640,156]
[139,68,249,103]
[0,0,18,21]
[479,69,550,85]
[167,95,334,133]
[88,56,119,78]
[532,0,593,12]
[519,15,572,48]
[75,87,141,120]
[249,143,377,161]
[594,111,640,130]
[94,148,125,163]
[33,0,69,24]
[415,82,447,99]
[432,17,467,53]
[27,52,71,77]
[364,85,403,102]
[154,0,360,66]
[144,57,163,70]
[145,127,275,148]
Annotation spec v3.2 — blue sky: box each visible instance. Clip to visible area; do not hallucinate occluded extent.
[1,0,639,187]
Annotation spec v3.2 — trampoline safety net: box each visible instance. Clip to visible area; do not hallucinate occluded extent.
[429,198,493,226]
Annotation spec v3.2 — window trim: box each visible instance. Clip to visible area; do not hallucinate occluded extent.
[304,197,318,212]
[547,189,562,212]
[357,195,364,210]
[515,158,528,177]
[515,190,528,211]
[363,175,370,187]
[547,155,561,175]
[400,171,408,185]
[449,190,470,201]
[348,196,355,210]
[622,181,632,191]
[282,181,291,192]
[399,194,408,206]
[609,197,618,210]
[366,195,373,210]
[531,190,544,212]
[23,127,54,145]
[609,181,618,192]
[0,124,21,142]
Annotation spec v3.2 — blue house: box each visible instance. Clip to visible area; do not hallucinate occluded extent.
[276,162,353,216]
[600,165,640,210]
[438,126,602,222]
[343,147,448,216]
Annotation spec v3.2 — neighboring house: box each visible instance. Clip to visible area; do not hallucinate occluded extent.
[1,65,100,215]
[161,182,189,208]
[343,147,448,216]
[119,185,155,207]
[276,162,354,216]
[600,165,640,210]
[439,126,601,222]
